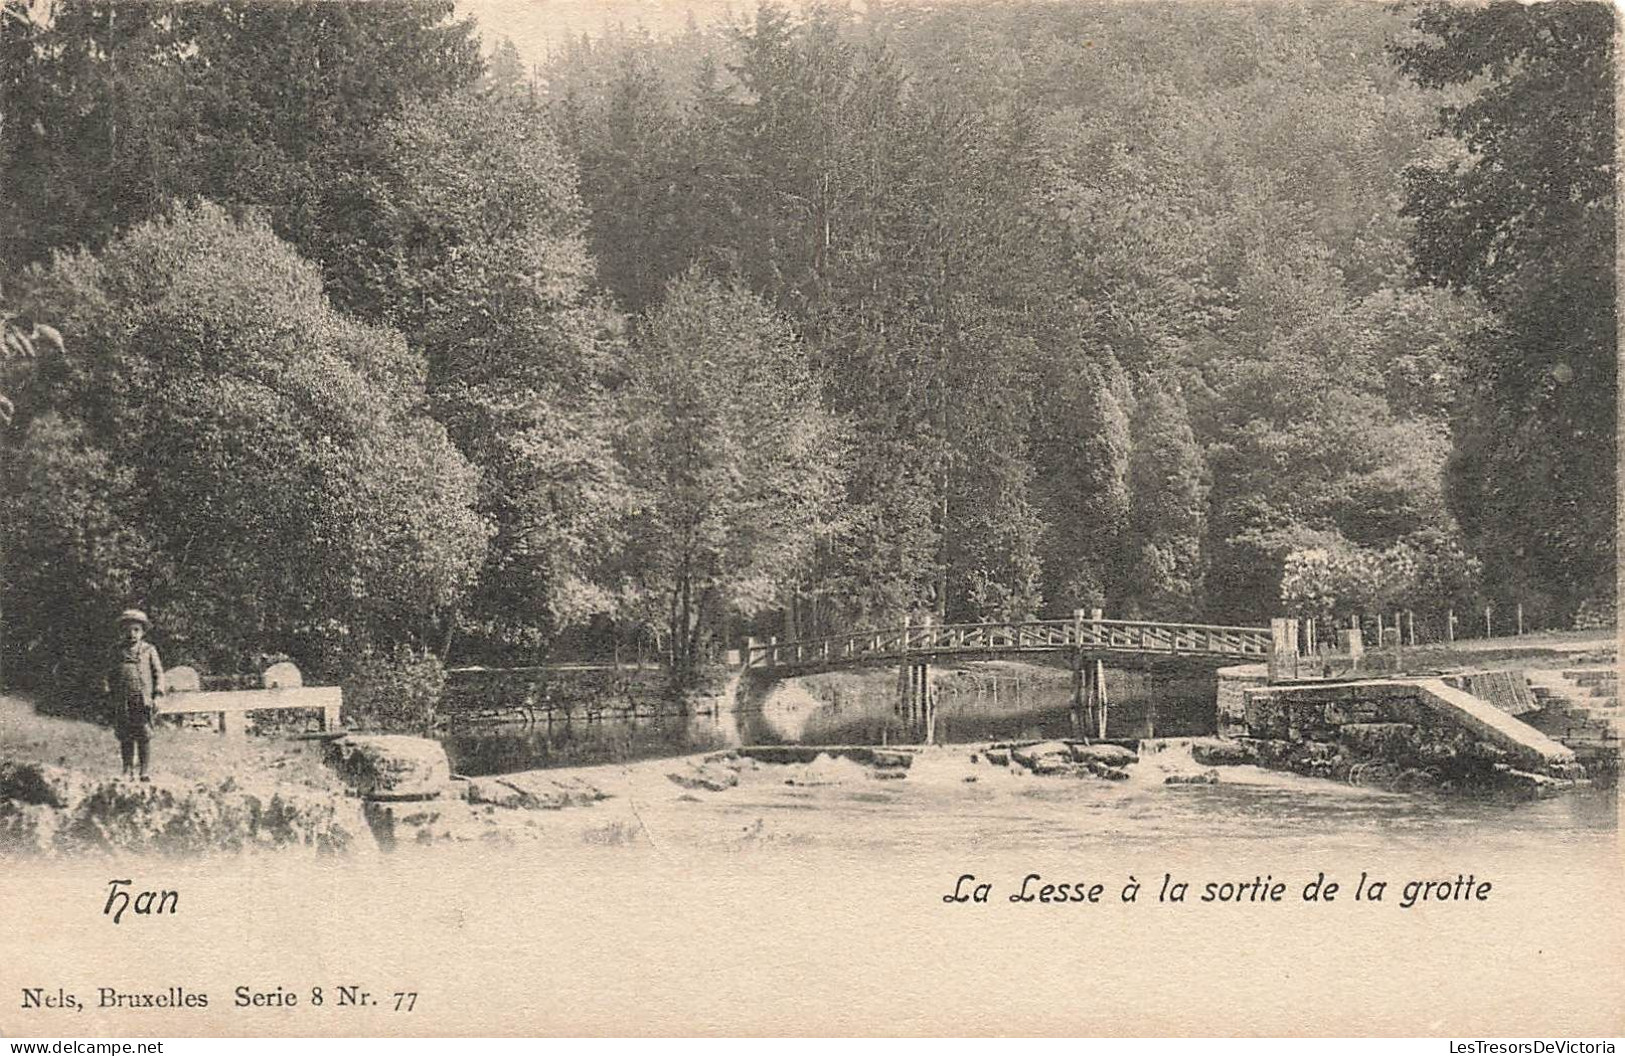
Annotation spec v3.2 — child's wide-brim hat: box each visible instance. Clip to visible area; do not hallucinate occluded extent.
[117,609,150,627]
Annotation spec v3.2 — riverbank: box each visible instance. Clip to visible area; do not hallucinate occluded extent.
[2,685,1616,860]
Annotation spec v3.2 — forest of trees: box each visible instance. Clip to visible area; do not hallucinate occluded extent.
[0,0,1614,693]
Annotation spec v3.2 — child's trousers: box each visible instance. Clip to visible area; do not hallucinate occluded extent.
[116,703,152,773]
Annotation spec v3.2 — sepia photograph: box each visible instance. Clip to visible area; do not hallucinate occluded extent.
[0,0,1619,1039]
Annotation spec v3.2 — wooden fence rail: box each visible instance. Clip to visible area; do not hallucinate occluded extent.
[742,617,1273,672]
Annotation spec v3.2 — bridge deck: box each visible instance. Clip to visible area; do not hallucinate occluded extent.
[744,617,1272,673]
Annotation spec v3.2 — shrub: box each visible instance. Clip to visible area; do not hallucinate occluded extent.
[340,646,446,733]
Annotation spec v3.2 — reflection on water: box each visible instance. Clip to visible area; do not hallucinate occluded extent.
[441,709,742,777]
[438,666,1618,844]
[739,666,1215,747]
[434,664,1616,850]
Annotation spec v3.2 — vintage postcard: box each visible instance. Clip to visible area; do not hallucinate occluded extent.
[0,0,1620,1039]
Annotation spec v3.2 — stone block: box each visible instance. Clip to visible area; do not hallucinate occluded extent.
[1068,743,1137,767]
[1164,770,1220,785]
[1011,740,1073,771]
[1191,740,1256,767]
[325,735,452,801]
[1337,722,1422,759]
[164,665,201,693]
[667,761,740,792]
[1242,693,1288,738]
[497,771,607,808]
[464,776,529,809]
[262,662,303,689]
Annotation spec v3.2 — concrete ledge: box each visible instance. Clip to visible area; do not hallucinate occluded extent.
[164,687,342,713]
[1412,679,1574,766]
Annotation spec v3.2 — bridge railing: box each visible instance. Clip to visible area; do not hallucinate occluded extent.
[742,617,1273,670]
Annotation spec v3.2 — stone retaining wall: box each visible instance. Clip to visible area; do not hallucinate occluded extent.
[1216,664,1268,738]
[1226,679,1584,795]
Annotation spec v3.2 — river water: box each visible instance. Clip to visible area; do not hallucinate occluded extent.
[434,662,1618,851]
[439,661,1210,774]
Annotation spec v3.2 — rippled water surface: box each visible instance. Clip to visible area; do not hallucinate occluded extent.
[436,666,1616,855]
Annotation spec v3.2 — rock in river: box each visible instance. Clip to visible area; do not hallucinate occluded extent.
[1011,741,1073,771]
[1069,743,1138,767]
[1190,740,1256,767]
[668,761,740,792]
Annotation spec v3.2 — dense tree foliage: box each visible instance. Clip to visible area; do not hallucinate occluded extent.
[0,0,482,271]
[543,0,1552,630]
[1395,0,1616,623]
[3,205,486,683]
[617,272,841,683]
[342,90,629,659]
[0,0,1612,693]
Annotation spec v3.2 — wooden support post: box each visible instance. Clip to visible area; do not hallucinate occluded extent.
[1095,659,1109,740]
[1447,608,1456,643]
[1406,610,1415,646]
[1484,606,1492,639]
[322,702,342,732]
[923,664,935,745]
[1070,653,1085,739]
[895,616,910,716]
[1268,617,1299,682]
[1079,662,1094,740]
[1516,602,1524,636]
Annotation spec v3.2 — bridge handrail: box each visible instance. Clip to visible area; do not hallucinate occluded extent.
[742,615,1273,669]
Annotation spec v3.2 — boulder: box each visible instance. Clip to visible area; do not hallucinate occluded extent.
[785,754,869,786]
[1069,743,1137,767]
[871,751,913,769]
[1190,740,1255,767]
[1165,769,1220,785]
[495,771,608,809]
[464,776,529,809]
[325,736,452,801]
[1086,762,1131,781]
[1011,741,1072,771]
[364,800,534,847]
[983,749,1011,767]
[667,762,740,792]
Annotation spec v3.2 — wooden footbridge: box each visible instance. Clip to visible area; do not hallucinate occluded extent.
[740,611,1286,742]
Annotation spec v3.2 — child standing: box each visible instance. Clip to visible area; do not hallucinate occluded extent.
[106,609,164,781]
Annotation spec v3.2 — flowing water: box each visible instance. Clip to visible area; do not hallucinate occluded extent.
[439,660,1207,775]
[434,661,1618,851]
